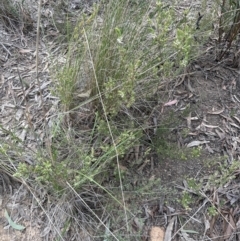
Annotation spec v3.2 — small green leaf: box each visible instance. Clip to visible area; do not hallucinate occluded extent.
[4,209,25,231]
[114,27,122,37]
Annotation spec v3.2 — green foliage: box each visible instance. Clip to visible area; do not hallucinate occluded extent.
[174,25,194,67]
[2,1,208,207]
[179,178,202,210]
[52,7,98,111]
[74,129,140,188]
[90,1,148,114]
[54,0,201,116]
[207,160,239,187]
[0,127,26,178]
[207,205,218,217]
[149,1,199,75]
[55,64,80,111]
[178,159,240,212]
[3,1,238,240]
[14,116,140,192]
[190,146,202,158]
[15,157,71,191]
[186,178,202,192]
[181,192,193,210]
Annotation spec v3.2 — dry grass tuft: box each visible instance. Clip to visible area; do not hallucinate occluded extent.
[0,0,33,33]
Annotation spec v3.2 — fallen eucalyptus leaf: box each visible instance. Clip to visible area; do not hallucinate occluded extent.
[207,108,224,115]
[187,140,209,148]
[182,229,199,234]
[164,99,178,106]
[4,209,25,231]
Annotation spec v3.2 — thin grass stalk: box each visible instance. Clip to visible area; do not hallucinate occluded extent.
[218,0,240,60]
[83,27,130,237]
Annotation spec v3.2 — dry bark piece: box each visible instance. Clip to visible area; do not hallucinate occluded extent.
[164,217,176,241]
[150,226,165,241]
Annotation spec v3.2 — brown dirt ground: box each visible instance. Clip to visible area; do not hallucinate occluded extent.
[137,49,240,240]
